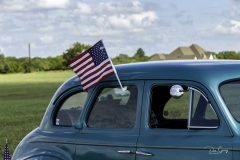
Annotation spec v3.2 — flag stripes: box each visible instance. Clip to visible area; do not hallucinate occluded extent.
[69,40,115,91]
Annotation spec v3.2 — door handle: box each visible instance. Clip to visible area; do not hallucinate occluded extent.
[118,150,153,156]
[136,150,153,156]
[118,150,135,154]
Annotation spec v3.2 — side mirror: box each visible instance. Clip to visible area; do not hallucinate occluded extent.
[170,85,184,99]
[170,85,209,102]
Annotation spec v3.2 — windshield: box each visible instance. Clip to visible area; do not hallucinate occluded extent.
[220,81,240,122]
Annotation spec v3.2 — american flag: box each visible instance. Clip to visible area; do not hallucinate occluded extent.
[69,40,115,91]
[4,141,11,160]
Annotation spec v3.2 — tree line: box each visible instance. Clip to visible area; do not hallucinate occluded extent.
[0,42,239,74]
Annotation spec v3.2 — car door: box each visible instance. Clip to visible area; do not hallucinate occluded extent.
[75,80,144,160]
[136,80,233,160]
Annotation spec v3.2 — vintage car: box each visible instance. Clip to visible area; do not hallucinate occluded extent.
[12,60,240,160]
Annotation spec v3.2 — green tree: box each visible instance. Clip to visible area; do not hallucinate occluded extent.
[216,51,240,59]
[133,48,149,62]
[31,57,45,71]
[134,48,145,57]
[47,56,64,70]
[112,54,132,64]
[0,54,8,73]
[62,42,91,67]
[5,56,24,73]
[19,57,31,73]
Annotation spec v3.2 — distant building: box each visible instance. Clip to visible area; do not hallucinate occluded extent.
[149,44,217,61]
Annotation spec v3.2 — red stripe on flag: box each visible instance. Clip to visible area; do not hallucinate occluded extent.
[69,51,88,66]
[81,63,113,85]
[83,71,115,91]
[81,66,114,86]
[80,61,112,82]
[75,60,94,76]
[70,53,92,71]
[82,68,114,87]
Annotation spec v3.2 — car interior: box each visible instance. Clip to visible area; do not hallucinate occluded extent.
[149,85,219,129]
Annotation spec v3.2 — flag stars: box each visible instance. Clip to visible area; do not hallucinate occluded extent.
[88,41,109,66]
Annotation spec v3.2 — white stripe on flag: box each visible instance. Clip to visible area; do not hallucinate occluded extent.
[73,55,93,72]
[76,62,94,76]
[80,59,110,79]
[83,69,114,90]
[81,63,113,85]
[70,52,90,67]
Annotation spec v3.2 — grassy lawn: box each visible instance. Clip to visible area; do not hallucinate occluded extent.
[0,71,75,156]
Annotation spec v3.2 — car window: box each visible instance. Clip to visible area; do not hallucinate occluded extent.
[189,91,219,128]
[149,85,219,129]
[55,92,88,126]
[220,80,240,122]
[87,86,138,128]
[163,91,189,119]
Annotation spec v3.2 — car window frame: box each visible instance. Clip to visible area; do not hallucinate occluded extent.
[79,80,144,134]
[51,87,87,129]
[187,88,219,129]
[142,80,228,136]
[219,79,240,123]
[86,85,137,129]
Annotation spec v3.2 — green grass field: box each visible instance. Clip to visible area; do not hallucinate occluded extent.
[0,71,75,156]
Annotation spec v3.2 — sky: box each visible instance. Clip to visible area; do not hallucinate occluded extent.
[0,0,240,58]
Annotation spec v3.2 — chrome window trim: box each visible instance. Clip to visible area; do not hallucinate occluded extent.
[187,87,218,129]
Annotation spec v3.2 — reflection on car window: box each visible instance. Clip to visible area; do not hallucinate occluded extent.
[55,92,88,126]
[87,86,138,128]
[220,81,240,122]
[164,91,189,119]
[149,85,219,129]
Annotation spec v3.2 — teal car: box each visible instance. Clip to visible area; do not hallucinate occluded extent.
[13,60,240,159]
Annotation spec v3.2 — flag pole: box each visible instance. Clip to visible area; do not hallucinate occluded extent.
[110,58,126,91]
[101,40,126,91]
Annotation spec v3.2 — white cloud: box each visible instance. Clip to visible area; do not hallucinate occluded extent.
[39,36,53,43]
[37,0,70,9]
[74,2,92,14]
[195,19,240,38]
[214,19,240,34]
[107,11,158,29]
[230,0,240,20]
[20,13,47,20]
[0,0,71,11]
[38,25,54,32]
[67,1,160,38]
[98,1,143,14]
[0,36,12,43]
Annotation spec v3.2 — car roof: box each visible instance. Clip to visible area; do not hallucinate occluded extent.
[114,60,240,81]
[56,60,240,97]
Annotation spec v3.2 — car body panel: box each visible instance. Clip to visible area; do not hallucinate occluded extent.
[12,60,240,160]
[12,128,76,160]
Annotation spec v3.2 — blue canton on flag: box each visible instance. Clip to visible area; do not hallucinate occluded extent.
[4,142,11,160]
[88,41,109,66]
